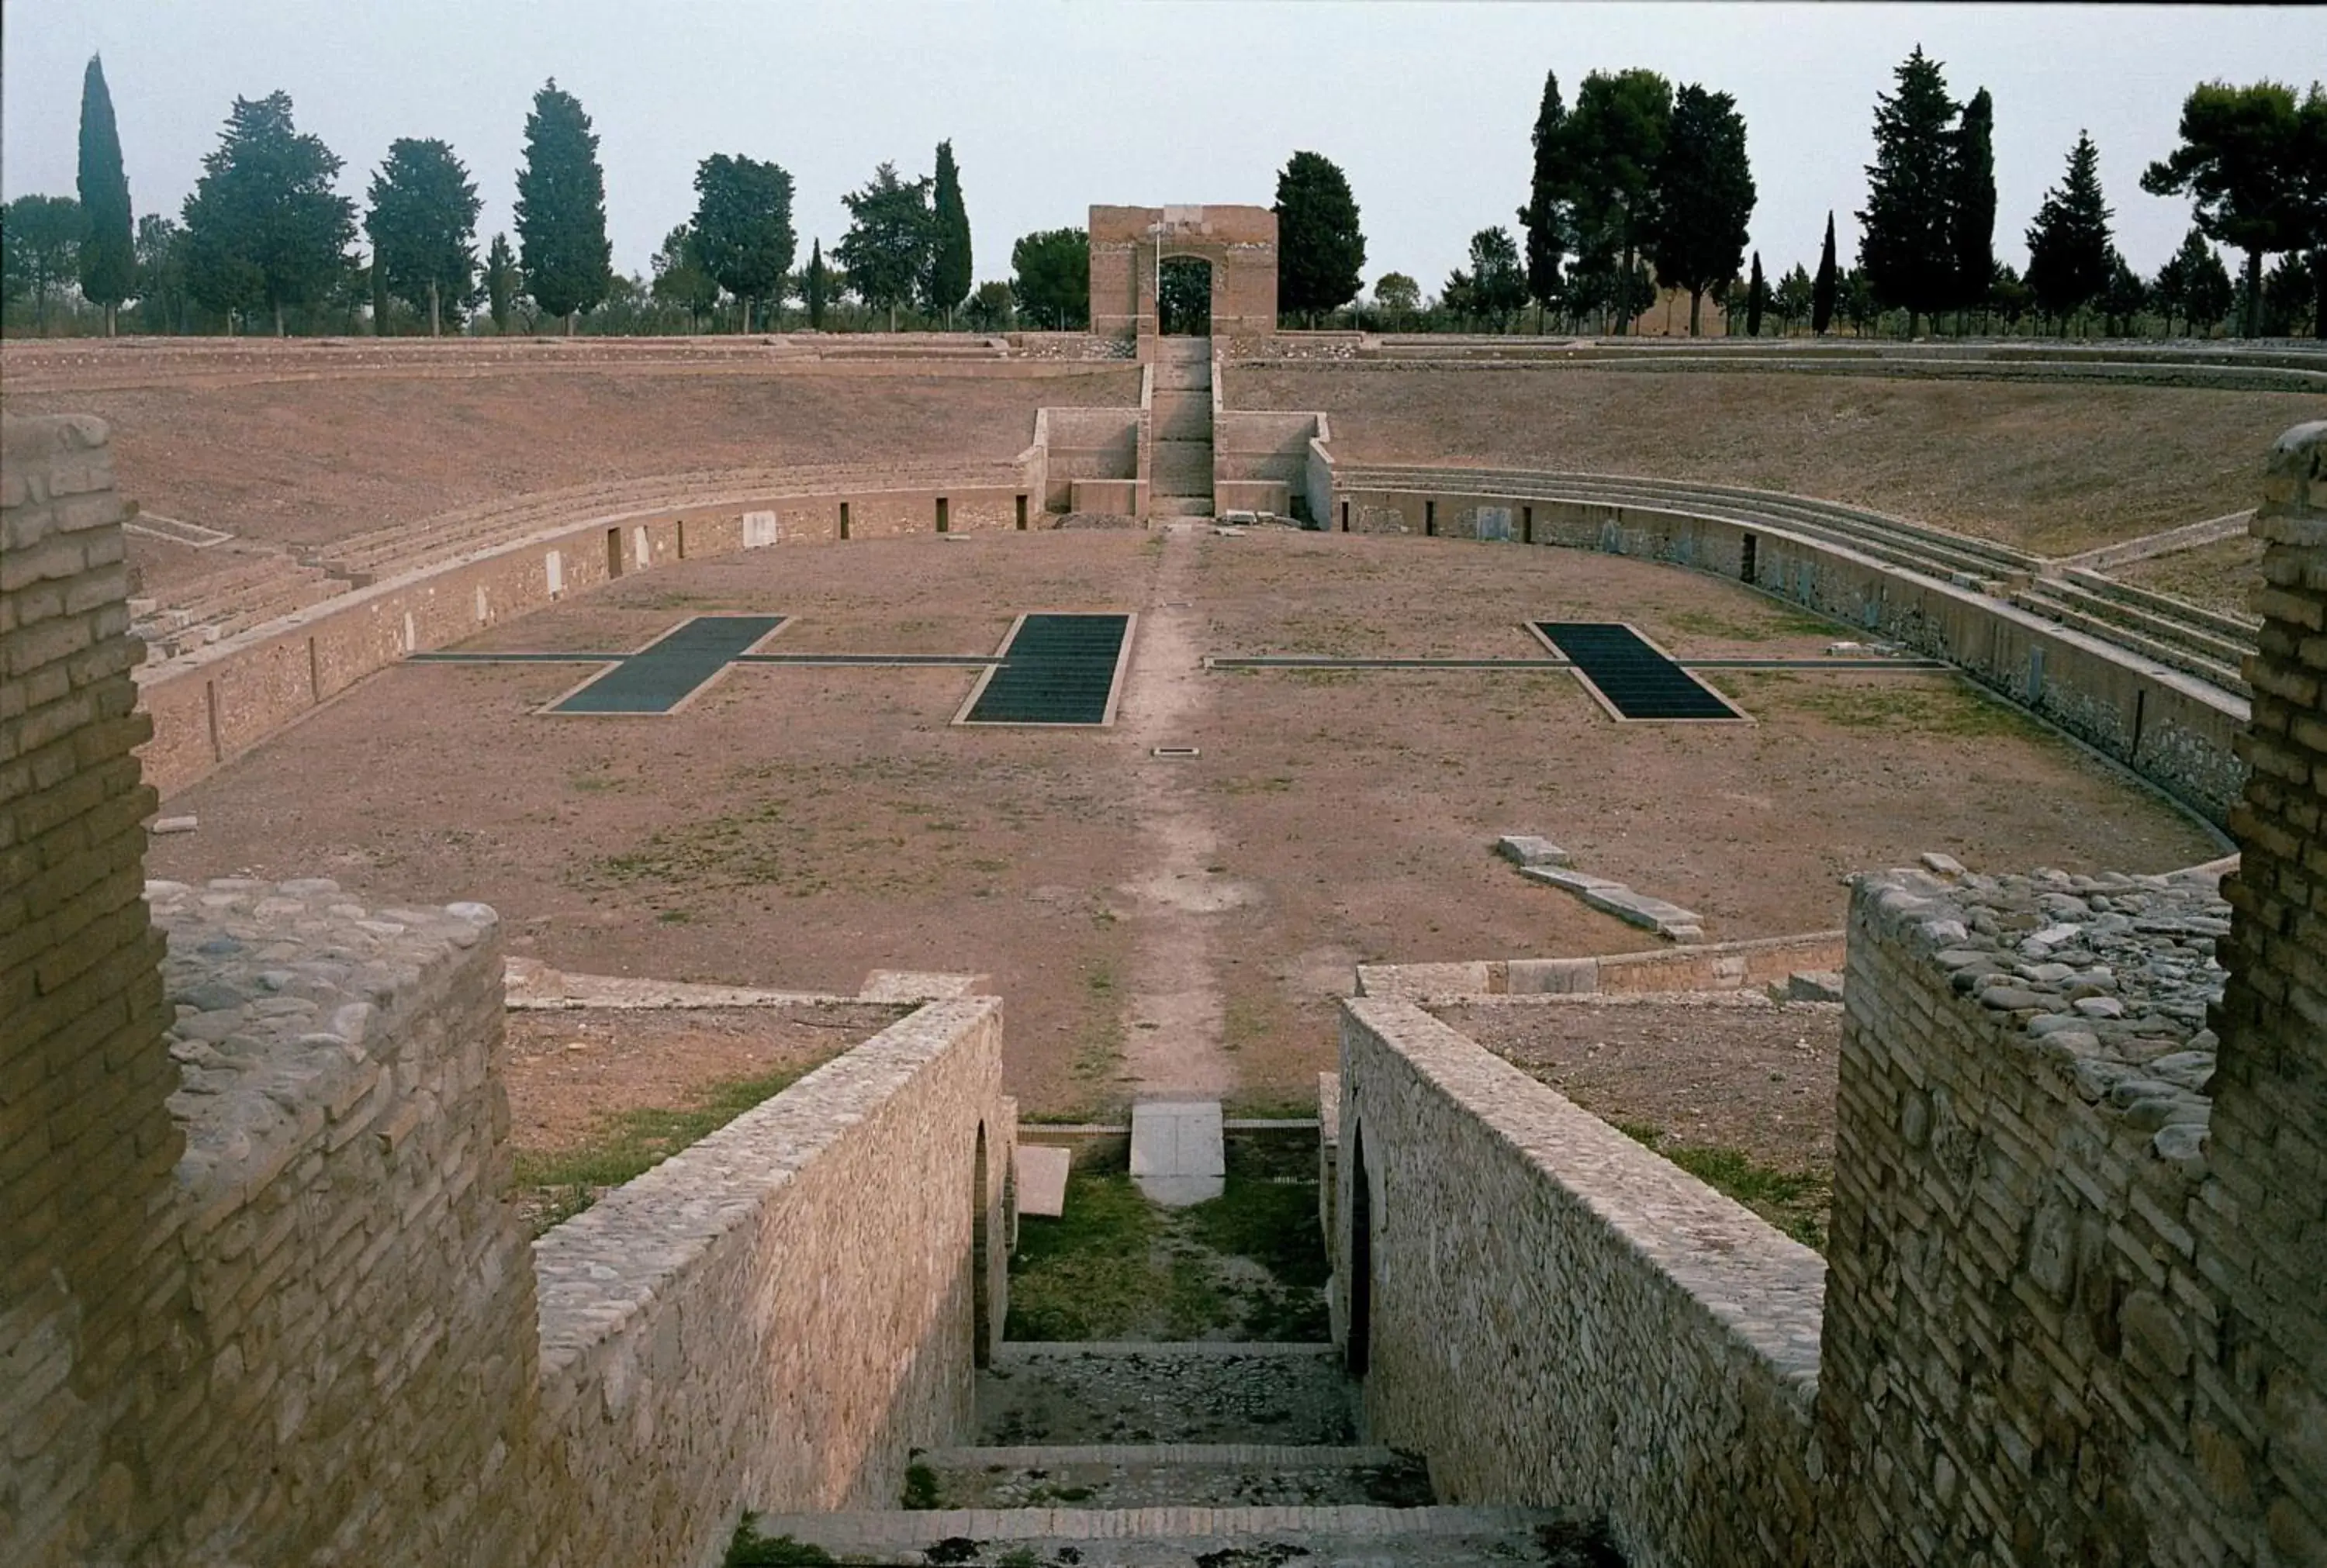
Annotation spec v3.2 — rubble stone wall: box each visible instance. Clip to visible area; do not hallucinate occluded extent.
[1336,996,1825,1568]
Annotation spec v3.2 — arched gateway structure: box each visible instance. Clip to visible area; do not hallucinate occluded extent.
[1088,204,1278,344]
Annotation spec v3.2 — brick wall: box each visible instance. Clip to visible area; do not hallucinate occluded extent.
[1337,996,1825,1568]
[2204,419,2327,1563]
[1,413,178,1563]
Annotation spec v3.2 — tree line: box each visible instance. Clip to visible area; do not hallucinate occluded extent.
[5,52,2322,340]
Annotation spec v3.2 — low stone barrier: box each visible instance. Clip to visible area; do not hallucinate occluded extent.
[1354,929,1847,1000]
[1336,997,1824,1568]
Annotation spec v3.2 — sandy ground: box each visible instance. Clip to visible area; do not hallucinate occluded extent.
[1232,365,2319,557]
[4,359,1136,596]
[1433,996,1843,1170]
[503,1002,906,1155]
[2114,534,2266,617]
[143,527,2223,1118]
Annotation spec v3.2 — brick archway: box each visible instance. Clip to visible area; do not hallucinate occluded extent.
[1088,204,1277,341]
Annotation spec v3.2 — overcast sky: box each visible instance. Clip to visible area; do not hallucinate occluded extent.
[4,2,2320,299]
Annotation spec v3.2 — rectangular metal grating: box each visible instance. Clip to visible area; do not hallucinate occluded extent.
[548,615,784,713]
[963,613,1131,725]
[1531,622,1744,720]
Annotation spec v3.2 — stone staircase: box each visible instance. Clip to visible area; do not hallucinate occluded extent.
[130,546,349,665]
[746,1343,1599,1566]
[1150,340,1215,518]
[2010,566,2258,697]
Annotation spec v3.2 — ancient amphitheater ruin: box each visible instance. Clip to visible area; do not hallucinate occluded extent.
[5,205,2325,1567]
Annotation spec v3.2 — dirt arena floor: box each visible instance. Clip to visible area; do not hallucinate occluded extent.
[0,347,1136,598]
[1232,364,2319,558]
[142,526,2225,1118]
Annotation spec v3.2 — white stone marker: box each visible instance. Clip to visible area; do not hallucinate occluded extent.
[1129,1099,1226,1207]
[1015,1145,1071,1218]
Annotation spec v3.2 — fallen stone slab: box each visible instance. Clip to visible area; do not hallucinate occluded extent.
[1785,970,1846,1003]
[1520,866,1706,941]
[151,815,199,834]
[1130,1099,1226,1207]
[1495,834,1572,868]
[1015,1145,1071,1218]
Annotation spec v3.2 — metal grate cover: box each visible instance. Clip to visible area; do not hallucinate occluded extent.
[1531,622,1744,720]
[546,615,785,713]
[962,613,1132,726]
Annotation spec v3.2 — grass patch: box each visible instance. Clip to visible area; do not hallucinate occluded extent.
[724,1516,835,1566]
[514,1059,835,1235]
[1617,1124,1831,1252]
[901,1460,942,1510]
[1006,1162,1331,1342]
[1661,605,1839,643]
[1755,675,2042,740]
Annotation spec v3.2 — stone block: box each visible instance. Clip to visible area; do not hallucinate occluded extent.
[1014,1145,1070,1218]
[1495,834,1572,868]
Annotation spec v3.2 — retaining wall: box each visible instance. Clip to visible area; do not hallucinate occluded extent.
[1037,406,1139,512]
[1332,478,2246,823]
[1336,997,1825,1568]
[1354,930,1846,1000]
[136,473,1039,798]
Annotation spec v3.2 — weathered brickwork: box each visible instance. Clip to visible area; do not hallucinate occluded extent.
[1088,204,1278,342]
[2204,420,2327,1566]
[1336,997,1825,1568]
[1,413,178,1562]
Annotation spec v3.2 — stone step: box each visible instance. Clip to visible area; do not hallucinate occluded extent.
[2009,588,2248,696]
[979,1342,1357,1446]
[913,1443,1432,1510]
[743,1503,1588,1566]
[1153,361,1212,391]
[1149,394,1214,440]
[1151,497,1216,518]
[1149,440,1214,496]
[2031,582,2252,668]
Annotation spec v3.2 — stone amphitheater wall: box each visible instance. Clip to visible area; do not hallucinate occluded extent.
[1334,480,2247,823]
[4,413,1015,1566]
[1335,997,1826,1568]
[136,476,1039,797]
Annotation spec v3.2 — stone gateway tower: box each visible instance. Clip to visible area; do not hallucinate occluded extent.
[1087,205,1278,344]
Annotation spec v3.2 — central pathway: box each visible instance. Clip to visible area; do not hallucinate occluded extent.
[1112,521,1240,1101]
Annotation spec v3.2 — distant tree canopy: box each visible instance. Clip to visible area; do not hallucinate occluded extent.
[365,137,481,335]
[928,140,972,323]
[1745,250,1765,336]
[515,81,613,330]
[2153,226,2234,334]
[691,154,795,331]
[837,161,934,330]
[1562,68,1672,334]
[1857,47,1972,336]
[1948,88,1997,319]
[1158,255,1211,335]
[2,195,86,330]
[1647,83,1755,335]
[1009,226,1087,330]
[1274,150,1365,323]
[963,278,1013,331]
[2142,81,2321,337]
[182,92,354,334]
[1373,271,1421,323]
[133,213,189,332]
[2024,130,2115,326]
[806,237,832,329]
[76,55,134,332]
[1444,226,1527,329]
[649,222,720,329]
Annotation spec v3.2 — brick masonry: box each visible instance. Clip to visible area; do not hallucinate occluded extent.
[1089,205,1279,343]
[1336,997,1825,1568]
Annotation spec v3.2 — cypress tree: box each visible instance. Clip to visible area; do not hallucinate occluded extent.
[485,232,517,333]
[1746,250,1765,337]
[1274,150,1367,325]
[1857,46,1959,337]
[1948,88,1996,330]
[2025,131,2115,332]
[928,141,972,326]
[807,238,828,329]
[1812,211,1838,334]
[514,80,612,333]
[76,55,135,335]
[1519,70,1568,333]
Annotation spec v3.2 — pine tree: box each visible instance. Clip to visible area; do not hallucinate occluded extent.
[692,154,794,333]
[76,56,134,335]
[485,233,517,333]
[807,238,829,329]
[1519,71,1568,333]
[1746,250,1765,337]
[837,161,934,331]
[1274,150,1366,325]
[365,138,481,336]
[2153,226,2234,337]
[2025,131,2114,332]
[928,141,972,326]
[182,92,354,335]
[1008,228,1088,330]
[1947,88,1996,329]
[2142,82,2309,338]
[1857,47,1959,337]
[514,80,612,332]
[3,195,86,333]
[1563,69,1673,335]
[1812,212,1839,334]
[1646,83,1755,336]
